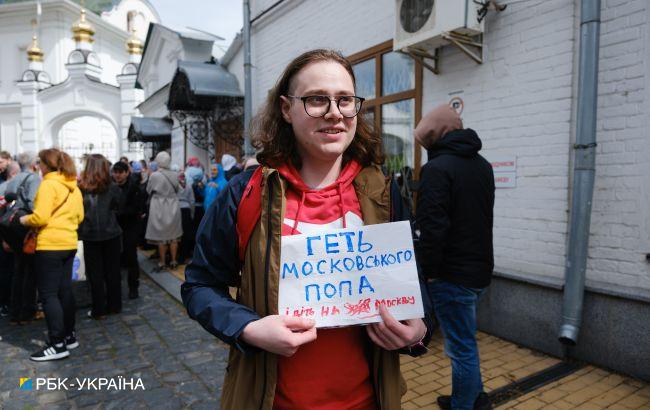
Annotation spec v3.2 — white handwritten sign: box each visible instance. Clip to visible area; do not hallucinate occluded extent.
[278,221,424,328]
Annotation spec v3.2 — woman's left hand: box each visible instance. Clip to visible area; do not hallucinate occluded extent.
[366,304,427,350]
[19,215,29,226]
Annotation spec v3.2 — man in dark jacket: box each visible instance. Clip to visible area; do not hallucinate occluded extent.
[112,162,143,299]
[414,104,495,410]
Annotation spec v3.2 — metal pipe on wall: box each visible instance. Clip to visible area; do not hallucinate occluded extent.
[559,0,602,346]
[242,0,254,156]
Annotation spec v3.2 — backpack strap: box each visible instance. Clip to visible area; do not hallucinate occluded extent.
[236,166,264,261]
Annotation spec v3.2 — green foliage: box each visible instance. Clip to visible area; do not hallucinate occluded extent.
[385,155,405,175]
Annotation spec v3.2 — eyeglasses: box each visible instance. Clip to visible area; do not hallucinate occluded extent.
[286,95,365,118]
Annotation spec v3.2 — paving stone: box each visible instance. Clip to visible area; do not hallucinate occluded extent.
[401,401,420,410]
[190,400,220,410]
[513,397,547,410]
[538,388,569,403]
[36,390,67,404]
[412,380,443,395]
[0,272,228,408]
[616,392,650,408]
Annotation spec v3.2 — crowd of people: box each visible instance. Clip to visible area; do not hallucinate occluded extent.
[0,147,257,362]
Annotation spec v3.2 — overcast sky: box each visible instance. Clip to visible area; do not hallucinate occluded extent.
[149,0,243,57]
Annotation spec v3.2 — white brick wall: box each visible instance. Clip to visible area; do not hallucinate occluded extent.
[232,0,650,293]
[422,0,575,282]
[588,0,650,291]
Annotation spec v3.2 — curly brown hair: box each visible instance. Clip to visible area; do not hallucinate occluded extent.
[79,154,111,194]
[251,49,383,169]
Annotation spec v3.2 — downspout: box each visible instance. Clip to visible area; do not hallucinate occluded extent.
[243,0,254,156]
[559,0,601,346]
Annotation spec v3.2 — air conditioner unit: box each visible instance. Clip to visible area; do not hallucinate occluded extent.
[394,0,484,52]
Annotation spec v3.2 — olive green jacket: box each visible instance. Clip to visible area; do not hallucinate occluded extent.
[221,165,407,409]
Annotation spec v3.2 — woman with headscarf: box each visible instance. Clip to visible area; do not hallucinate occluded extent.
[203,163,228,211]
[221,153,241,181]
[145,152,182,271]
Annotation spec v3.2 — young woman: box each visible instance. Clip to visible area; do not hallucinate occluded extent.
[20,148,84,361]
[182,49,434,409]
[78,154,123,319]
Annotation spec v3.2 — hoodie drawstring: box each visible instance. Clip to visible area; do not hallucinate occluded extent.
[291,191,306,235]
[337,183,346,229]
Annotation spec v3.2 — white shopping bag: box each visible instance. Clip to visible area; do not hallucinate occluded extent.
[72,240,86,281]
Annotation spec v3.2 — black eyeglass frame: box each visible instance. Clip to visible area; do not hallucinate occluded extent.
[285,95,365,118]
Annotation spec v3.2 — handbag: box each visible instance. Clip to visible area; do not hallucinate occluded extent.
[22,188,71,255]
[22,230,37,254]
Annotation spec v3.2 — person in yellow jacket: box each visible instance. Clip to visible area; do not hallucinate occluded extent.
[20,148,84,361]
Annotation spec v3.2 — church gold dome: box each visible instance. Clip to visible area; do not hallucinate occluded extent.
[126,29,143,55]
[27,35,44,62]
[72,8,95,43]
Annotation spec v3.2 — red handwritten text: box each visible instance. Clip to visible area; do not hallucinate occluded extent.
[321,305,341,316]
[374,296,416,309]
[344,298,371,316]
[285,306,315,317]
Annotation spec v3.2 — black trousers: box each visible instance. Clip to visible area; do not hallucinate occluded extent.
[121,227,139,291]
[84,236,122,316]
[34,250,76,344]
[179,208,195,262]
[0,247,13,307]
[192,205,204,237]
[10,252,37,321]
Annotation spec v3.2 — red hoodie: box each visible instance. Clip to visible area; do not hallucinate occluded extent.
[273,160,376,410]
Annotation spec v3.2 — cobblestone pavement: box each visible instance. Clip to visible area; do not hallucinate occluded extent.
[0,273,227,409]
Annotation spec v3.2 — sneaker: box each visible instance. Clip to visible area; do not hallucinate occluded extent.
[437,393,492,410]
[437,395,451,410]
[0,305,9,317]
[30,342,69,362]
[65,332,79,350]
[475,393,492,410]
[87,310,106,320]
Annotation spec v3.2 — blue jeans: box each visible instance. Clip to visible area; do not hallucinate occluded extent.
[428,279,485,410]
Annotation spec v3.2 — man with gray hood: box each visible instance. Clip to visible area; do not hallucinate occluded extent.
[414,104,495,410]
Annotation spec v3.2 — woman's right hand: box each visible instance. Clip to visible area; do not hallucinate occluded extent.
[240,315,317,357]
